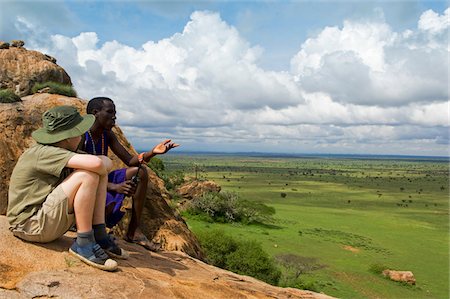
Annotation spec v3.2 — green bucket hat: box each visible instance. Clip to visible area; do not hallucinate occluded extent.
[32,105,95,144]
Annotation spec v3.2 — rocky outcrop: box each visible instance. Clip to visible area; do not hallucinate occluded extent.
[176,180,222,200]
[0,41,9,49]
[10,40,25,48]
[0,93,203,259]
[0,216,334,299]
[382,269,416,285]
[0,43,70,96]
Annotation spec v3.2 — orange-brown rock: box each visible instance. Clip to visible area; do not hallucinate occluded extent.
[0,93,203,259]
[176,179,222,200]
[382,269,416,285]
[0,216,334,299]
[0,45,71,96]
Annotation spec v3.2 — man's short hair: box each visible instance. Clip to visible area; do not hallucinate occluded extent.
[87,97,114,114]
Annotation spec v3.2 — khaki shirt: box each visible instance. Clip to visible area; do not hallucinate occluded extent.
[7,144,75,226]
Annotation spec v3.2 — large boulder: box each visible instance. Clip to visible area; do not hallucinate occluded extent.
[0,216,334,299]
[176,180,222,200]
[0,93,203,259]
[0,44,71,96]
[382,269,416,285]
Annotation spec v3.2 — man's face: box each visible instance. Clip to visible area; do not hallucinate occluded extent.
[95,101,116,130]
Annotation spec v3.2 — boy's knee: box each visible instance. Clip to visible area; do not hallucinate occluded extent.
[70,169,100,184]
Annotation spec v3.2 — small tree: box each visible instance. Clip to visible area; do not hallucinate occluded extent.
[192,163,206,180]
[275,254,325,279]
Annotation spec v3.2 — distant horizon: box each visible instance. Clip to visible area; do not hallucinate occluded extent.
[138,149,450,160]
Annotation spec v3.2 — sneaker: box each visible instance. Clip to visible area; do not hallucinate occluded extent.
[98,234,130,260]
[69,241,118,271]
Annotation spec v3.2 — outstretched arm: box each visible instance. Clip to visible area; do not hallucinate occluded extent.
[109,130,179,167]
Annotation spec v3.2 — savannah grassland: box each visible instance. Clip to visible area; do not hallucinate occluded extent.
[161,154,449,299]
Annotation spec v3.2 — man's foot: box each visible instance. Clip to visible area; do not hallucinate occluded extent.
[97,234,130,260]
[124,234,161,252]
[69,241,118,271]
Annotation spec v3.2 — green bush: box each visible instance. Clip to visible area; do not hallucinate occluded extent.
[158,170,185,191]
[0,89,21,103]
[369,263,388,275]
[147,157,165,172]
[279,276,321,292]
[147,156,185,191]
[187,191,275,224]
[196,230,281,285]
[31,81,77,97]
[226,240,281,285]
[196,230,238,268]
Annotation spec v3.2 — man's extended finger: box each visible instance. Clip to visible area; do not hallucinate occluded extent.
[163,139,171,145]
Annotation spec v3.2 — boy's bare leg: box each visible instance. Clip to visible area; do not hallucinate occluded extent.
[61,170,100,232]
[61,168,126,264]
[93,172,108,225]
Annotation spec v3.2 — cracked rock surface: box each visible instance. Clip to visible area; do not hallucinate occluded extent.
[0,216,334,299]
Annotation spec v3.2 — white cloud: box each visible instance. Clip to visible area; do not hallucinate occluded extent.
[418,8,450,35]
[12,9,450,155]
[291,9,449,106]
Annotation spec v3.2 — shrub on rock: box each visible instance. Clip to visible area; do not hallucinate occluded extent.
[32,81,77,97]
[0,89,21,103]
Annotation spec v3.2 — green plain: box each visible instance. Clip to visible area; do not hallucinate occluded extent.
[162,154,449,299]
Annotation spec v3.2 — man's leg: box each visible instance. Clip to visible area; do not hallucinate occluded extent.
[123,167,160,251]
[125,166,148,239]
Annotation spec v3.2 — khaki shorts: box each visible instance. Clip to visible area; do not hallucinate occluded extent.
[11,185,75,243]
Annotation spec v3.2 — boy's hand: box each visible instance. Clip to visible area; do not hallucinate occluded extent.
[151,139,180,155]
[113,180,137,196]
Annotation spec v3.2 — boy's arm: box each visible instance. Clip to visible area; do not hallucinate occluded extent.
[66,154,112,175]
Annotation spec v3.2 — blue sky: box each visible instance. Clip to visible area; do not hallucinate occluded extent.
[63,1,447,70]
[1,1,449,156]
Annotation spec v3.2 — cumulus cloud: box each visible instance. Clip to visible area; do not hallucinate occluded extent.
[12,8,450,155]
[418,8,450,35]
[291,9,449,106]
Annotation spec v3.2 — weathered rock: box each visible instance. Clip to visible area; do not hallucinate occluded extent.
[0,93,203,259]
[0,47,71,96]
[176,179,222,200]
[10,40,25,48]
[44,54,57,63]
[382,269,416,285]
[36,86,51,93]
[0,216,334,299]
[0,41,9,49]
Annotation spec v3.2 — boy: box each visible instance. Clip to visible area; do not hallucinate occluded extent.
[81,97,178,250]
[7,106,128,271]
